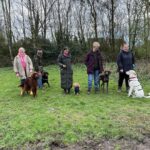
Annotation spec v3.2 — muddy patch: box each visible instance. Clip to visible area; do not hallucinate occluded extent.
[19,136,150,150]
[2,136,150,150]
[51,137,150,150]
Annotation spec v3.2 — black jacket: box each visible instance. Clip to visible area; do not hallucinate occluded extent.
[117,50,135,72]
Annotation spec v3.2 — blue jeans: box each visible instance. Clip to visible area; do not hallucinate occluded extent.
[38,76,43,88]
[88,70,100,91]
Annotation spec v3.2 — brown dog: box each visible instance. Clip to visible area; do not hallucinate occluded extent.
[19,72,39,97]
[99,70,111,93]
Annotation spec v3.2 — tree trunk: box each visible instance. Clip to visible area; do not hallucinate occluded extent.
[1,0,13,63]
[111,0,115,52]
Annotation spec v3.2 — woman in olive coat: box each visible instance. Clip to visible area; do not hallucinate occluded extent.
[57,47,73,94]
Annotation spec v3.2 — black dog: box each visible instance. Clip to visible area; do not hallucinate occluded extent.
[42,72,50,87]
[99,70,111,93]
[73,83,80,95]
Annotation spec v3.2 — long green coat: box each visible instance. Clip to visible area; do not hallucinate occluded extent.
[57,53,73,90]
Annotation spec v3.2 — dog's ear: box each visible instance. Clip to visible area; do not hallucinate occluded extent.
[132,71,137,76]
[31,73,36,78]
[126,71,130,75]
[31,72,34,78]
[44,72,49,75]
[32,72,38,79]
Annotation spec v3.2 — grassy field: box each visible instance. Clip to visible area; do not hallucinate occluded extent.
[0,64,150,149]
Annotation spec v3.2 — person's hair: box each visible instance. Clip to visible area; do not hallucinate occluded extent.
[122,42,128,47]
[120,42,127,49]
[37,48,43,52]
[18,47,25,53]
[93,42,100,48]
[63,47,69,51]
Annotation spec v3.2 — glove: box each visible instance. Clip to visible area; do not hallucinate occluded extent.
[120,69,123,73]
[62,65,66,68]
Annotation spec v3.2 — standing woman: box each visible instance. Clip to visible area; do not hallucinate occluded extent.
[117,43,135,92]
[57,47,73,94]
[85,42,104,94]
[13,47,33,87]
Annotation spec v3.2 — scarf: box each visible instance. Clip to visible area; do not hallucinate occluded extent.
[18,48,26,70]
[63,51,69,57]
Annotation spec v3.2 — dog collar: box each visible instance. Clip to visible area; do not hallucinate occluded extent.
[129,77,137,81]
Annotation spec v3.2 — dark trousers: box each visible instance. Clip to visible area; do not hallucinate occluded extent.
[118,72,129,89]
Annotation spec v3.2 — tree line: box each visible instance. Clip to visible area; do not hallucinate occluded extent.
[0,0,150,67]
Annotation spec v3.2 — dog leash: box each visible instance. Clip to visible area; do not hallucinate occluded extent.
[24,68,27,79]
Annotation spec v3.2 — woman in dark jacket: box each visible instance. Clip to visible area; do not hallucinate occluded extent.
[117,43,135,92]
[85,42,104,94]
[57,47,73,94]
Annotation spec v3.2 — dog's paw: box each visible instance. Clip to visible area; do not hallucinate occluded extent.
[30,91,33,95]
[20,89,24,96]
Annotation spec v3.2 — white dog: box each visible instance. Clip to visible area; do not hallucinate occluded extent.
[126,70,150,98]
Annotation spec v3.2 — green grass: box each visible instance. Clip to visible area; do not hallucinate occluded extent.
[0,64,150,148]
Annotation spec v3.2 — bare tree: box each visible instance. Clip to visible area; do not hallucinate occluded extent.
[103,0,118,51]
[87,0,98,40]
[142,0,150,59]
[126,0,143,51]
[40,0,56,39]
[1,0,13,62]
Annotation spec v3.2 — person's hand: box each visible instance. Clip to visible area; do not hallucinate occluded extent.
[120,69,123,72]
[38,72,42,76]
[16,73,20,77]
[63,65,66,68]
[101,71,105,75]
[28,69,33,77]
[133,64,136,69]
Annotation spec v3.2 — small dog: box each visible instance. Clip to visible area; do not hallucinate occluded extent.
[73,82,80,95]
[42,71,50,87]
[126,70,150,98]
[99,70,111,93]
[19,72,39,97]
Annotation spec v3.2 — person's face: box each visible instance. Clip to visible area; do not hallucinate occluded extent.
[20,51,25,55]
[122,44,129,52]
[37,50,43,57]
[64,49,69,54]
[93,46,99,52]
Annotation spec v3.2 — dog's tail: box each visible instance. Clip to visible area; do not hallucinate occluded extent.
[18,84,24,88]
[144,93,150,98]
[144,95,150,98]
